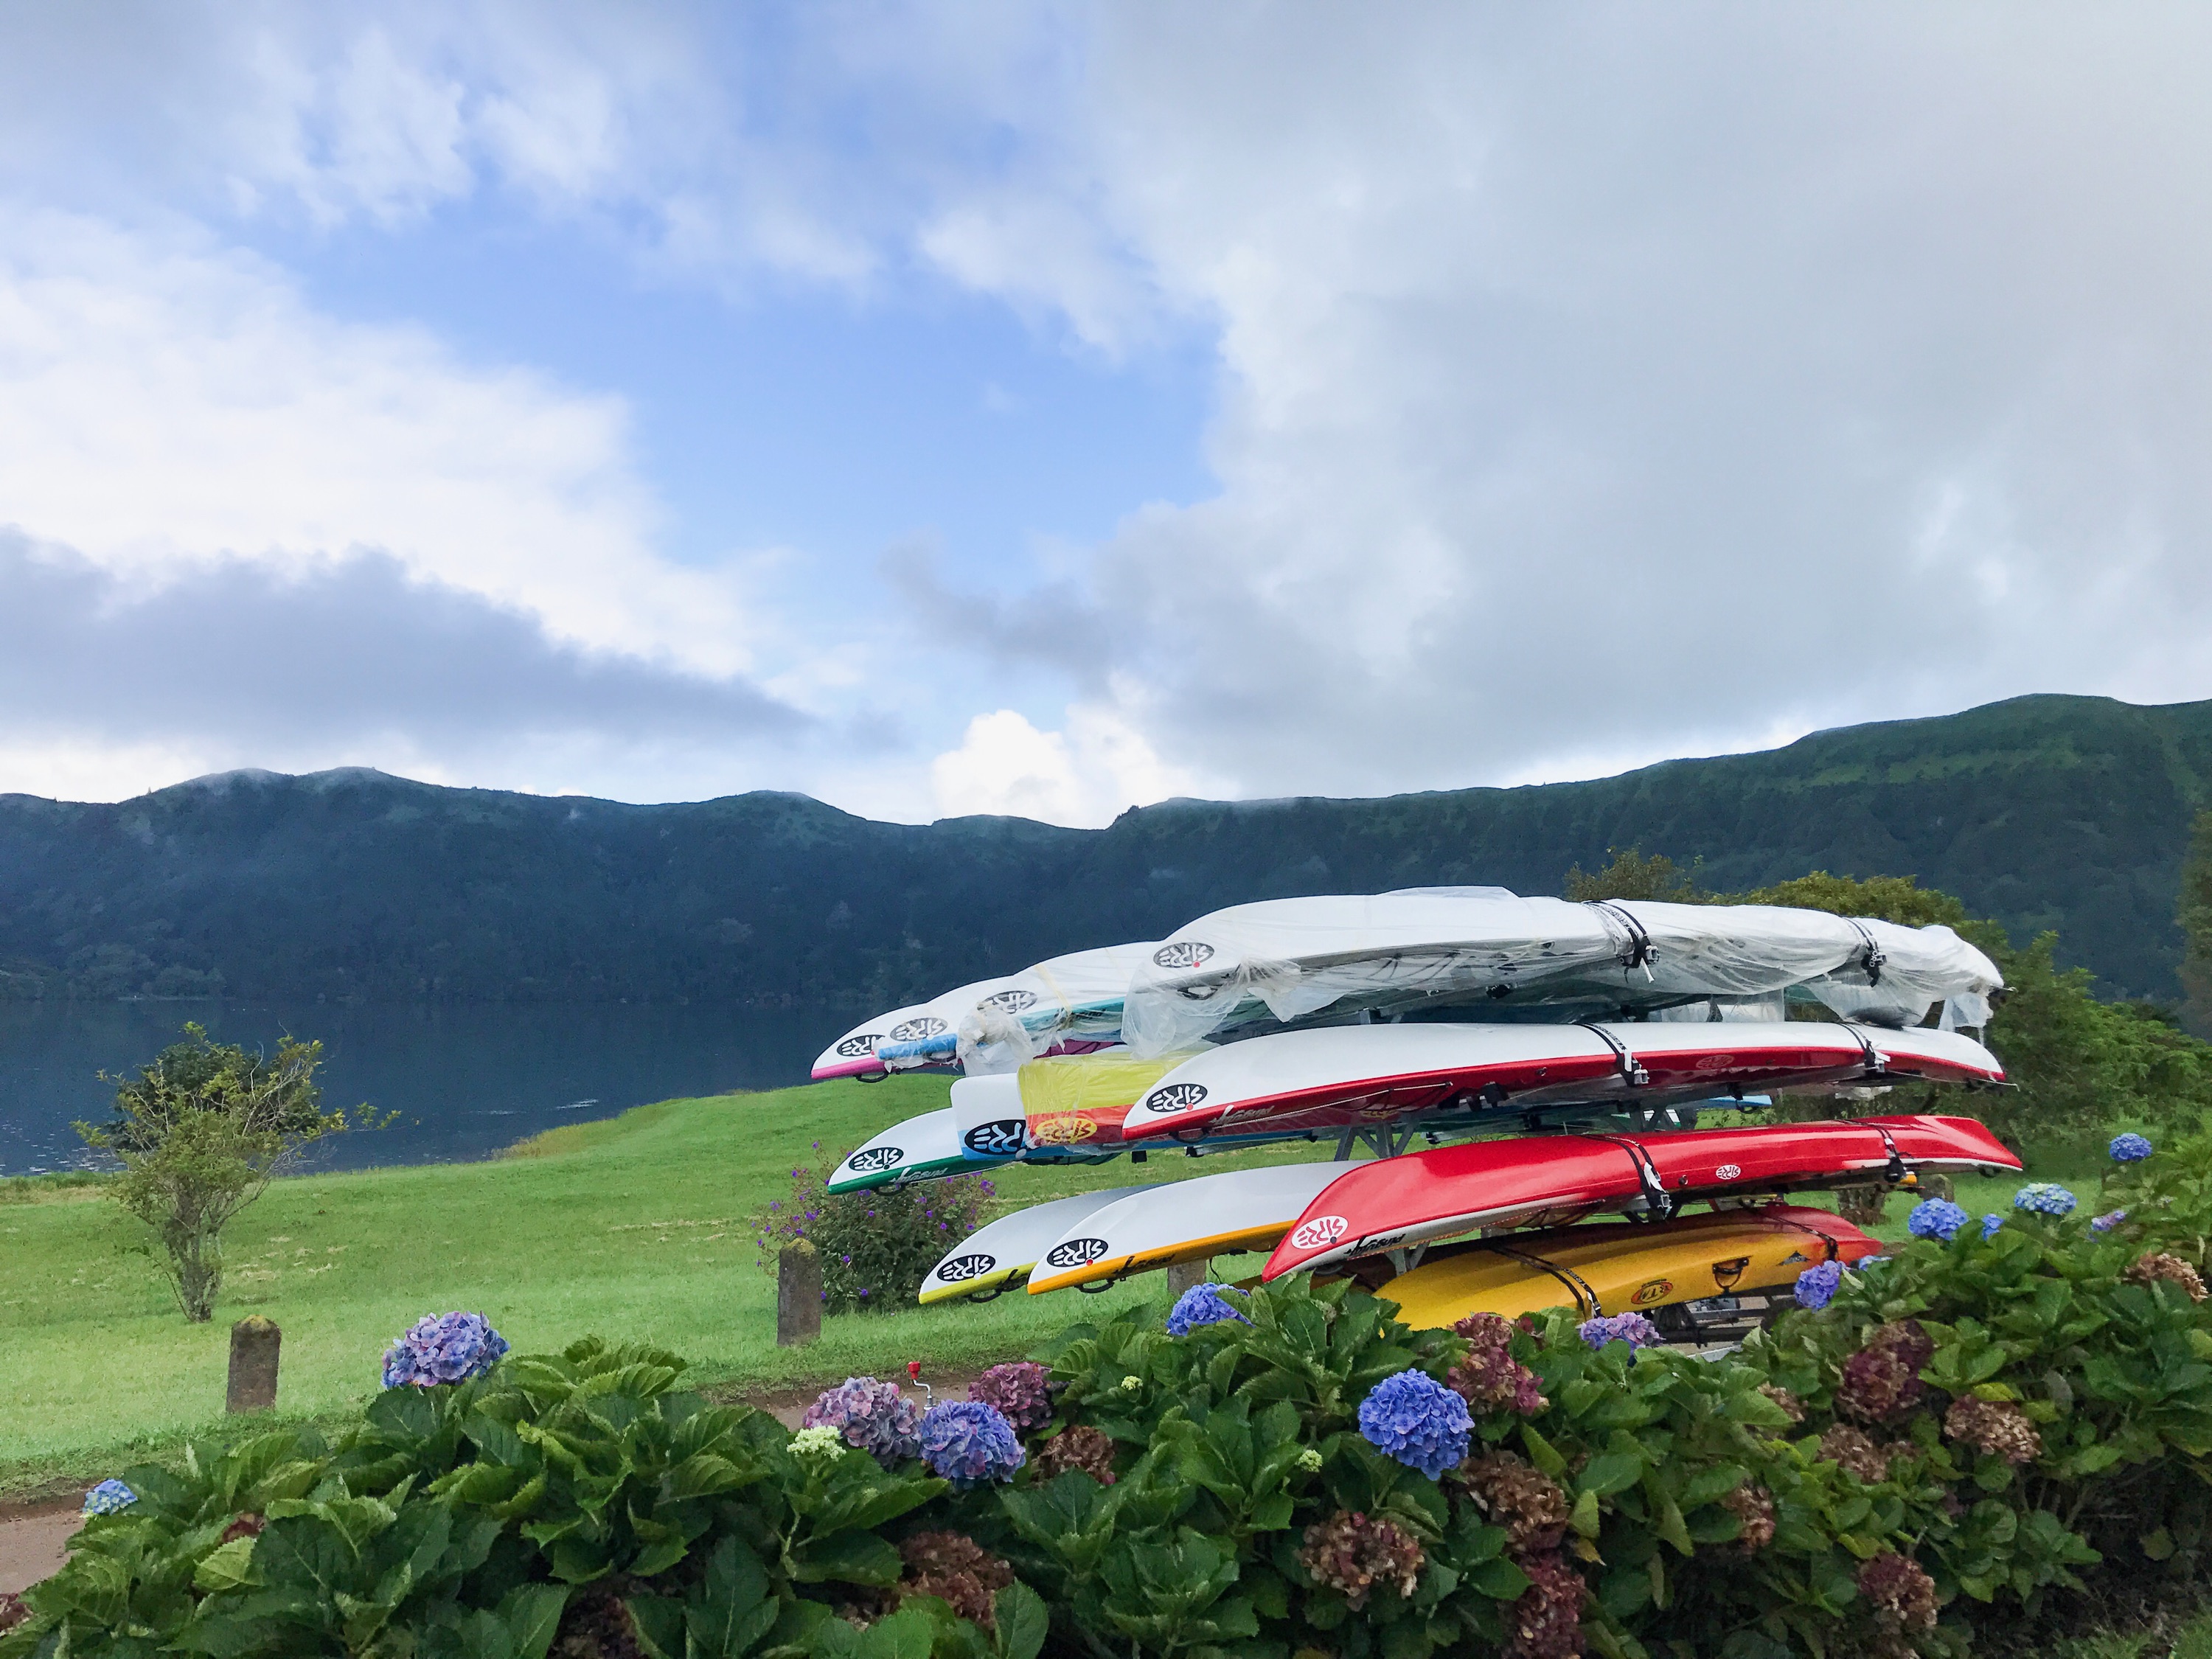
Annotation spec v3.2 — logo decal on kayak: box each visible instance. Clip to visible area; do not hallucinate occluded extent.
[846,1145,905,1174]
[835,1034,880,1058]
[936,1253,995,1283]
[1153,941,1217,970]
[1289,1215,1350,1251]
[889,1016,949,1042]
[981,989,1038,1014]
[1694,1054,1736,1071]
[1031,1115,1099,1144]
[962,1120,1027,1156]
[1045,1237,1111,1270]
[1630,1278,1674,1306]
[1140,1082,1209,1116]
[1778,1250,1810,1265]
[1714,1164,1742,1181]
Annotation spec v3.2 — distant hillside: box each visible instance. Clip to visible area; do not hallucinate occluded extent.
[3,692,2208,1009]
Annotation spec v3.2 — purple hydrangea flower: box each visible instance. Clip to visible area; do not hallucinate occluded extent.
[1980,1214,2006,1239]
[1578,1312,1663,1351]
[381,1312,509,1388]
[1166,1283,1250,1336]
[1357,1369,1473,1479]
[2090,1209,2128,1234]
[969,1361,1053,1433]
[2014,1183,2078,1217]
[917,1399,1026,1488]
[802,1377,922,1464]
[83,1480,136,1516]
[1907,1199,1969,1242]
[2110,1134,2154,1164]
[1794,1260,1845,1310]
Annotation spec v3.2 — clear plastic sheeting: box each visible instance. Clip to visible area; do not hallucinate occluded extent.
[863,940,1161,1075]
[1120,894,2004,1056]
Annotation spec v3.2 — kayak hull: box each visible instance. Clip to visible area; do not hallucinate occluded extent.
[919,1186,1152,1303]
[1025,1161,1363,1294]
[1373,1203,1880,1329]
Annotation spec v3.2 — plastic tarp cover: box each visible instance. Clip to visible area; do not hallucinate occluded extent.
[812,986,995,1080]
[868,940,1161,1075]
[1121,894,2004,1055]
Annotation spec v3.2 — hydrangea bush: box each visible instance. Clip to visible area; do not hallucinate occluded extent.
[749,1144,993,1313]
[801,1375,922,1463]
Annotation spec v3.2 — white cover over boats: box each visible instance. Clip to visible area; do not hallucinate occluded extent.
[1120,891,2003,1054]
[833,940,1161,1077]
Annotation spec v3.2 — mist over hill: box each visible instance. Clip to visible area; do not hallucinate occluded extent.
[3,692,2207,1011]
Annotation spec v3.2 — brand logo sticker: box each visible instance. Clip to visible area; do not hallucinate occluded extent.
[835,1034,880,1058]
[1045,1237,1111,1270]
[981,989,1038,1014]
[889,1016,949,1042]
[1694,1054,1736,1071]
[961,1120,1027,1156]
[846,1145,905,1173]
[1152,941,1217,970]
[1630,1278,1674,1306]
[1031,1115,1100,1144]
[935,1253,995,1283]
[1289,1215,1351,1251]
[1140,1082,1209,1116]
[1714,1164,1742,1181]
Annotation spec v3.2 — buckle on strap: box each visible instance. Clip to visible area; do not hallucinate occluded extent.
[1585,900,1657,973]
[1582,1132,1678,1220]
[1579,1021,1651,1088]
[1845,919,1887,987]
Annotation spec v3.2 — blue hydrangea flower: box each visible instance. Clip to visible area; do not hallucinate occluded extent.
[381,1312,509,1388]
[2014,1183,2079,1217]
[917,1400,1025,1489]
[802,1377,922,1464]
[2090,1209,2128,1234]
[1794,1260,1845,1310]
[2110,1133,2154,1164]
[83,1479,136,1516]
[1980,1214,2006,1239]
[1357,1369,1473,1479]
[1578,1312,1663,1351]
[1166,1283,1250,1336]
[1907,1199,1969,1242]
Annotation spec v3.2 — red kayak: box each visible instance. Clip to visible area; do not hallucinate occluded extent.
[1261,1113,2020,1278]
[1122,1020,2003,1144]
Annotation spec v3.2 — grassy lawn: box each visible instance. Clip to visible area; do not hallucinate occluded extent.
[0,1075,1364,1495]
[0,1074,2110,1498]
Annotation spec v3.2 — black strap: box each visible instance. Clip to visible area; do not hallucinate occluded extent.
[1844,919,1887,987]
[1836,1021,1888,1080]
[1476,1239,1604,1316]
[1578,1132,1679,1220]
[1578,1021,1651,1088]
[1585,901,1657,971]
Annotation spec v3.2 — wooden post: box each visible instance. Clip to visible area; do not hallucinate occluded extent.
[227,1316,281,1413]
[778,1242,822,1346]
[1166,1259,1213,1298]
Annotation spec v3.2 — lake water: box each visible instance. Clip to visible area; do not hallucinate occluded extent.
[0,1000,837,1177]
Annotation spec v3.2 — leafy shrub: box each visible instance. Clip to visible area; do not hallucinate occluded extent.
[750,1148,993,1312]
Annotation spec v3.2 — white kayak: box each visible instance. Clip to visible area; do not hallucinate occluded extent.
[827,1108,988,1194]
[1026,1161,1363,1294]
[918,1186,1152,1304]
[860,940,1162,1077]
[813,990,990,1082]
[1121,891,2002,1054]
[1121,1019,2005,1144]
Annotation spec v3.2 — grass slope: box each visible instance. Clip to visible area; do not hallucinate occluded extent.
[0,1076,1355,1492]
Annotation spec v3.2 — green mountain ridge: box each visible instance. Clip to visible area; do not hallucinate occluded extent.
[3,691,2207,1011]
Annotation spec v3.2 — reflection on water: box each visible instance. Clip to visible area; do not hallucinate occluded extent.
[0,1000,835,1175]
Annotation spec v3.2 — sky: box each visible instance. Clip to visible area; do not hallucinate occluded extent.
[4,3,2211,826]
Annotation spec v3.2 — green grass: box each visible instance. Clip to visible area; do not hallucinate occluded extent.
[0,1076,1361,1495]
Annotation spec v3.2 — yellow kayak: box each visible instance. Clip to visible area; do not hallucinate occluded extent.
[1374,1203,1877,1329]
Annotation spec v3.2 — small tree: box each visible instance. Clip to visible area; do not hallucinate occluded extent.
[76,1023,353,1322]
[1561,846,1707,902]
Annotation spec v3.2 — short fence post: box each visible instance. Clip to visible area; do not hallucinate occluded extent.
[1166,1259,1213,1298]
[778,1242,822,1347]
[227,1316,282,1413]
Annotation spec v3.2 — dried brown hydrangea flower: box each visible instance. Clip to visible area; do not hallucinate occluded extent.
[1719,1483,1776,1553]
[1504,1551,1587,1659]
[1857,1551,1938,1634]
[2126,1252,2209,1302]
[1447,1312,1549,1416]
[1818,1422,1907,1485]
[898,1531,1014,1630]
[1296,1510,1425,1610]
[1459,1449,1573,1553]
[1942,1394,2042,1465]
[1837,1320,1935,1424]
[1759,1383,1806,1425]
[1030,1423,1119,1485]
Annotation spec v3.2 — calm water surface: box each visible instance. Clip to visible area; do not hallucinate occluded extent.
[0,1001,835,1176]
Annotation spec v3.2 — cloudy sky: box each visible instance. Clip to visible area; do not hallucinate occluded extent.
[4,3,2210,824]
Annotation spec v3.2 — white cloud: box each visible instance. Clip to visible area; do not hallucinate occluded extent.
[929,703,1207,826]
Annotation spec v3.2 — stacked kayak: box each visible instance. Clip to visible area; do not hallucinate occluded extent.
[796,882,2020,1334]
